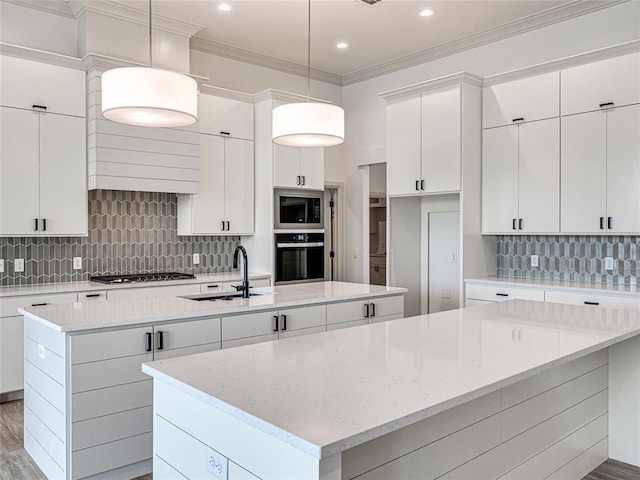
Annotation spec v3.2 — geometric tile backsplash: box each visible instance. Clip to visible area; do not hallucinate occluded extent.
[498,235,639,285]
[0,190,241,286]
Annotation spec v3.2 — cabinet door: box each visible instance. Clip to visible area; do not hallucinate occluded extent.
[421,86,460,193]
[300,148,324,190]
[191,134,225,234]
[39,113,87,235]
[199,95,254,140]
[561,52,640,116]
[386,95,421,196]
[561,111,607,233]
[606,104,640,233]
[0,107,40,235]
[273,144,301,188]
[153,318,221,355]
[278,305,326,333]
[224,138,254,234]
[481,125,519,233]
[222,310,278,342]
[518,118,560,233]
[483,71,560,128]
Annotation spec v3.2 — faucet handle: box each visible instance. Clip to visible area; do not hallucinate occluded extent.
[230,284,250,292]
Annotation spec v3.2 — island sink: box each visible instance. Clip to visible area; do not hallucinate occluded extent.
[180,291,271,301]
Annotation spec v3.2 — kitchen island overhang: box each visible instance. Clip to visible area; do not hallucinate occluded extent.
[143,299,640,480]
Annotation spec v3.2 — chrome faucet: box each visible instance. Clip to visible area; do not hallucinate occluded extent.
[233,245,250,299]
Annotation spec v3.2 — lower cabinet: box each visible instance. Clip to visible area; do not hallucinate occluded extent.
[465,283,545,304]
[326,296,404,329]
[545,290,640,310]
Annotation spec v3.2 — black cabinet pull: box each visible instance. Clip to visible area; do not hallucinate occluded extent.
[226,221,230,231]
[34,218,39,231]
[416,180,420,191]
[85,293,101,298]
[145,332,152,352]
[371,303,376,317]
[364,303,370,318]
[32,105,47,111]
[599,102,614,109]
[607,217,612,230]
[221,221,225,231]
[584,301,600,306]
[157,331,164,350]
[31,302,48,307]
[518,218,523,230]
[220,131,230,136]
[600,217,604,230]
[421,179,425,190]
[512,117,524,123]
[273,315,279,332]
[207,285,219,289]
[512,218,517,230]
[297,175,301,185]
[302,176,306,186]
[496,293,509,297]
[282,314,287,331]
[42,219,46,231]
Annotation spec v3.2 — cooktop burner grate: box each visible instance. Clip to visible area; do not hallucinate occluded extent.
[90,272,196,284]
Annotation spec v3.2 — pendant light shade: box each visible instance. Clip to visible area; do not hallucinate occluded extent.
[272,0,344,147]
[101,0,198,128]
[102,67,197,127]
[273,102,344,147]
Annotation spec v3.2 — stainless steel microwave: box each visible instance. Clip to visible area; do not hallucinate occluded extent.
[274,189,324,230]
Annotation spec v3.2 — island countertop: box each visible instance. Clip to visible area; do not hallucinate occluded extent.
[142,299,640,460]
[18,281,407,332]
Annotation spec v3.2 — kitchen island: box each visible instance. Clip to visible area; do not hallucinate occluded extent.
[18,281,406,480]
[143,300,640,480]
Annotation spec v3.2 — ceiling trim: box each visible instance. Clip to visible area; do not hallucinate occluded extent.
[342,0,630,86]
[253,89,332,105]
[379,72,484,101]
[1,0,76,18]
[201,84,255,103]
[190,36,343,86]
[0,42,84,69]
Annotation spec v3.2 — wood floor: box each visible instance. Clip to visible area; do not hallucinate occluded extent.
[1,399,639,480]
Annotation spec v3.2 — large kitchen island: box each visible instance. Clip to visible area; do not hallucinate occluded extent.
[142,299,640,480]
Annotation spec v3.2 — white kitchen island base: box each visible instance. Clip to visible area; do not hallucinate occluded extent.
[144,300,640,480]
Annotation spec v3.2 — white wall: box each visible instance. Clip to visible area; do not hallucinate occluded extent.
[341,1,640,282]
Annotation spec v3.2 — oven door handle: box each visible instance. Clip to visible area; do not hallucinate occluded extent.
[276,242,324,248]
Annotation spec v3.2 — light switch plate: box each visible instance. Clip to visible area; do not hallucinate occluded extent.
[15,258,24,272]
[531,255,539,267]
[73,257,82,270]
[605,257,614,271]
[353,248,359,259]
[206,448,228,480]
[193,253,200,265]
[0,259,4,273]
[38,344,45,360]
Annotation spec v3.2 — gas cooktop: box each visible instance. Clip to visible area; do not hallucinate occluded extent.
[90,272,196,284]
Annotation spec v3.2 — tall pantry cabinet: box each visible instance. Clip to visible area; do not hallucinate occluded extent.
[0,55,87,236]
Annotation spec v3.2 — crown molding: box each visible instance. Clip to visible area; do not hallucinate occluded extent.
[379,72,484,101]
[68,0,203,38]
[1,0,75,18]
[253,89,332,105]
[190,36,342,86]
[483,39,640,86]
[201,84,254,104]
[0,42,84,69]
[343,0,630,86]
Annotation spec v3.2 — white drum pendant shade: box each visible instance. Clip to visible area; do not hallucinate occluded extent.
[272,102,344,147]
[102,67,198,128]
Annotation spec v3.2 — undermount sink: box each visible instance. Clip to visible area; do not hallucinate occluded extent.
[181,291,271,302]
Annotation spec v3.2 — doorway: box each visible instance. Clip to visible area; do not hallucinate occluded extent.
[368,164,387,285]
[428,211,460,313]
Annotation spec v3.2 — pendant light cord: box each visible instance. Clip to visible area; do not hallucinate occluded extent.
[149,0,153,67]
[307,0,311,102]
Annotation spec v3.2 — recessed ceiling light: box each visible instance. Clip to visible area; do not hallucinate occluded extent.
[218,3,232,12]
[419,8,435,17]
[336,42,349,49]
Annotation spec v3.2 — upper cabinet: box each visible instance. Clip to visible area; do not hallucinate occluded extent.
[482,71,559,128]
[273,145,324,190]
[0,56,87,237]
[561,52,640,116]
[199,95,254,141]
[383,75,478,197]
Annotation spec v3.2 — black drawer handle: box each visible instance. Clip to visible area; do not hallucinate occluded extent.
[32,104,47,111]
[607,217,612,230]
[496,293,509,297]
[207,285,220,288]
[42,218,46,231]
[512,218,517,230]
[416,180,420,191]
[282,314,287,331]
[220,131,230,136]
[420,179,425,191]
[31,302,48,307]
[518,218,523,230]
[34,218,39,231]
[157,331,164,350]
[371,303,376,317]
[145,332,152,352]
[273,315,279,332]
[512,117,524,123]
[85,293,101,298]
[600,217,604,230]
[599,102,614,109]
[584,301,600,306]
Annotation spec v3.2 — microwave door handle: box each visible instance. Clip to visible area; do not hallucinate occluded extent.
[276,242,324,248]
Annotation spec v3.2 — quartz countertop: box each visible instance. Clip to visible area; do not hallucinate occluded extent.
[18,281,407,332]
[142,299,640,459]
[0,272,271,297]
[465,276,640,296]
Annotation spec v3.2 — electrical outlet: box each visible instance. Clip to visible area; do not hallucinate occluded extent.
[605,257,614,271]
[14,258,24,273]
[73,257,82,270]
[206,448,228,480]
[0,259,4,273]
[531,255,539,267]
[353,248,359,258]
[193,253,200,265]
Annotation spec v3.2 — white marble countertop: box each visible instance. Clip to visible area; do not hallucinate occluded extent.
[142,299,640,459]
[0,272,271,297]
[465,275,640,296]
[18,282,407,332]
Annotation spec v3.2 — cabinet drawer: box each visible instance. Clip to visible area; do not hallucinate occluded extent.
[222,311,278,341]
[465,284,544,302]
[2,292,78,317]
[107,284,200,300]
[561,52,640,116]
[155,318,221,351]
[327,300,367,325]
[71,326,151,364]
[369,296,404,318]
[279,305,326,331]
[483,72,560,128]
[545,290,640,311]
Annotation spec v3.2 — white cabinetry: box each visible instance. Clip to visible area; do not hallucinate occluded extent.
[465,283,545,304]
[199,94,254,140]
[326,296,404,329]
[273,145,324,190]
[386,82,468,196]
[482,118,560,233]
[0,56,87,236]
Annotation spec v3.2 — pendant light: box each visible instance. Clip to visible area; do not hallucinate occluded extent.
[272,0,344,147]
[101,0,197,128]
